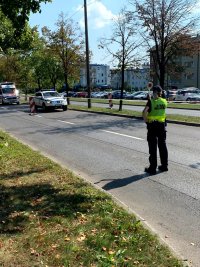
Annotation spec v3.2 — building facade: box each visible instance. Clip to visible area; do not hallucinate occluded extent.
[150,37,200,89]
[168,54,200,89]
[80,64,110,88]
[110,64,150,90]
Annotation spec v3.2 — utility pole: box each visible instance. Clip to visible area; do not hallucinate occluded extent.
[197,34,199,88]
[84,0,91,108]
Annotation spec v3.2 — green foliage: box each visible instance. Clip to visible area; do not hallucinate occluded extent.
[0,0,51,37]
[42,12,85,90]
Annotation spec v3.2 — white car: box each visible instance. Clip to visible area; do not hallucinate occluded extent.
[175,88,200,101]
[34,90,67,111]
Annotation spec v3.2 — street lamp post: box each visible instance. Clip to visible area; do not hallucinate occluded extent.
[84,0,91,108]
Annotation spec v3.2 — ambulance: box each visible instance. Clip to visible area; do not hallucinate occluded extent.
[0,82,20,105]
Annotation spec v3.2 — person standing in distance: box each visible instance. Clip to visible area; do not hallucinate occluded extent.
[142,85,168,175]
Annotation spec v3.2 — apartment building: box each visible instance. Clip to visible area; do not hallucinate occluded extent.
[150,36,200,89]
[80,64,110,88]
[110,64,150,90]
[168,54,200,89]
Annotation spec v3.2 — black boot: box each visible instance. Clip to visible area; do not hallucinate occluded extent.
[158,165,168,172]
[144,167,156,175]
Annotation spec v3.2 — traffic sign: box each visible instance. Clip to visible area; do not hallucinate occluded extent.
[147,82,153,90]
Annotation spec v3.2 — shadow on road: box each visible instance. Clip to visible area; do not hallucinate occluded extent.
[94,173,152,191]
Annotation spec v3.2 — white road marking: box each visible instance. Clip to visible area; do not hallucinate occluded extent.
[58,120,75,125]
[101,130,144,140]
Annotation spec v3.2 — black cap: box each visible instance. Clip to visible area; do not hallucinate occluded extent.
[152,85,162,93]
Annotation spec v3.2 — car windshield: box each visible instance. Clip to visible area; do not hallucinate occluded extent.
[2,88,15,94]
[43,92,60,97]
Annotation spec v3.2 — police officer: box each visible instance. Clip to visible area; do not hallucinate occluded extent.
[142,85,168,175]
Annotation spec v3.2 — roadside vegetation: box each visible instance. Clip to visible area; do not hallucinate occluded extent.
[0,131,184,267]
[69,104,200,125]
[68,97,200,110]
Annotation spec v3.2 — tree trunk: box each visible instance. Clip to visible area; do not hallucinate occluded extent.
[119,60,125,111]
[64,73,70,105]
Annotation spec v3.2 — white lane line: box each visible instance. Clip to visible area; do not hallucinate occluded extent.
[58,120,75,125]
[101,130,144,140]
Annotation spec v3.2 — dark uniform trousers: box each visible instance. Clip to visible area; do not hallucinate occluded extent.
[147,121,168,170]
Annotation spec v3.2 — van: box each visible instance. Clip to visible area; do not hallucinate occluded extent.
[0,82,20,105]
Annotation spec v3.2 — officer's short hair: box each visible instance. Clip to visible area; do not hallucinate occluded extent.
[152,85,163,96]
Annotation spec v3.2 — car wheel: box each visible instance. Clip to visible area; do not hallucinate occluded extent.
[63,105,67,111]
[186,98,191,101]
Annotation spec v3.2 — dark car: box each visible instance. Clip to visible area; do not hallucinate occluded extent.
[112,90,126,99]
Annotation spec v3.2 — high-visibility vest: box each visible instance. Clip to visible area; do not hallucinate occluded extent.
[147,97,167,123]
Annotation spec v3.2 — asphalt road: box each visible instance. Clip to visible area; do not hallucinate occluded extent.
[0,104,200,267]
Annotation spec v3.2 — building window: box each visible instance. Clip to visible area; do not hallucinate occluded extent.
[184,73,194,80]
[185,61,194,67]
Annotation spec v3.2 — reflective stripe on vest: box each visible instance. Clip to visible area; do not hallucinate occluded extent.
[147,97,167,123]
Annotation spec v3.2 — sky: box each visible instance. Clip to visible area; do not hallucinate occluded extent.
[29,0,126,66]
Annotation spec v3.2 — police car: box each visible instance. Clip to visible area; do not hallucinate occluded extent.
[34,90,67,111]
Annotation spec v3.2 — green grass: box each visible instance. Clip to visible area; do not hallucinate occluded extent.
[0,131,184,267]
[68,97,200,110]
[69,104,200,125]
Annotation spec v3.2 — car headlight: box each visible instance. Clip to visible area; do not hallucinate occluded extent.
[3,97,7,100]
[46,100,51,104]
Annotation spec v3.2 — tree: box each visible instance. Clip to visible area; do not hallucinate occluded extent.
[42,13,85,101]
[129,0,199,89]
[99,8,141,111]
[0,0,51,37]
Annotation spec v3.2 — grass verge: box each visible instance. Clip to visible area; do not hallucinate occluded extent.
[0,131,184,267]
[68,97,200,110]
[69,104,200,125]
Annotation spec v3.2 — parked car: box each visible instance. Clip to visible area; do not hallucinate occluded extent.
[60,91,77,97]
[129,91,146,99]
[133,91,150,100]
[76,91,88,98]
[94,91,108,98]
[175,87,200,101]
[184,94,200,101]
[34,90,67,111]
[166,90,177,101]
[111,90,126,99]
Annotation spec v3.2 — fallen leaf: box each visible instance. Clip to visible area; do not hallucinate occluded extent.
[65,236,71,241]
[51,244,59,249]
[77,233,86,242]
[108,250,115,255]
[55,254,61,259]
